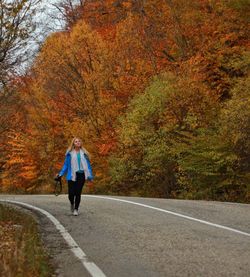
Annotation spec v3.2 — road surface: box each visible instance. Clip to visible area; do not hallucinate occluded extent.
[0,194,249,277]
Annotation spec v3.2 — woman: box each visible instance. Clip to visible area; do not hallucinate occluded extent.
[57,137,93,216]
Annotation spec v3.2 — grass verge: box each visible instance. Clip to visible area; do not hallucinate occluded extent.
[0,203,54,276]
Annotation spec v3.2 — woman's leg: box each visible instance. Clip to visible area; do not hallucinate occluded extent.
[75,172,85,210]
[68,180,75,206]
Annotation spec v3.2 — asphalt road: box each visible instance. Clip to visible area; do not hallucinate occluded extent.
[0,194,249,277]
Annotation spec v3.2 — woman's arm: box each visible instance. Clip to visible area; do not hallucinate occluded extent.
[58,155,69,177]
[84,154,93,181]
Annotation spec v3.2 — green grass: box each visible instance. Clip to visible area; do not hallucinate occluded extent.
[0,204,54,277]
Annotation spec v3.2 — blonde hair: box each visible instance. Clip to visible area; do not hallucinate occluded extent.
[66,137,90,157]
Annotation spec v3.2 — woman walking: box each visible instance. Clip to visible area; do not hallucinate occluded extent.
[57,137,93,216]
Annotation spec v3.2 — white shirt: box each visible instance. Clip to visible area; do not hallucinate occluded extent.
[70,149,90,181]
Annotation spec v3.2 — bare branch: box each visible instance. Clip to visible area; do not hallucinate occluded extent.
[0,0,41,85]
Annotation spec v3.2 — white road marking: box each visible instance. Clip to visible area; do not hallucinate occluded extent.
[1,200,106,277]
[85,195,250,238]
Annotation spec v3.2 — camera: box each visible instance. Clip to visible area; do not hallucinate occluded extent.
[54,175,61,181]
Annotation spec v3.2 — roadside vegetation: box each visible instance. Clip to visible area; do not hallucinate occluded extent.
[0,204,54,277]
[0,0,249,202]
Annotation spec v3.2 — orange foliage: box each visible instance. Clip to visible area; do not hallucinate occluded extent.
[1,0,248,192]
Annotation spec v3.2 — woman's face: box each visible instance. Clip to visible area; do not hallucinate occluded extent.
[74,138,82,148]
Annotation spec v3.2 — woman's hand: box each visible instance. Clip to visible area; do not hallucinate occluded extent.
[54,175,61,181]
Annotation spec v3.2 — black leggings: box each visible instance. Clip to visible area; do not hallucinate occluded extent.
[68,172,85,210]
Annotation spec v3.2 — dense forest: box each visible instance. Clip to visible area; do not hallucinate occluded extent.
[0,0,249,202]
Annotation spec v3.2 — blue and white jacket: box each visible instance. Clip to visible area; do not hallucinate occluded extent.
[59,151,93,181]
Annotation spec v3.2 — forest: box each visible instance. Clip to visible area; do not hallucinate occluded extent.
[0,0,249,202]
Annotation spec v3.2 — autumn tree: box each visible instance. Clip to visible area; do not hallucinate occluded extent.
[51,0,86,30]
[109,73,217,197]
[14,20,116,190]
[0,0,40,85]
[1,0,249,201]
[175,75,250,201]
[0,0,41,185]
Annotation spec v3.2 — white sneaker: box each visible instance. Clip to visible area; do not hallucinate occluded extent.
[73,209,78,216]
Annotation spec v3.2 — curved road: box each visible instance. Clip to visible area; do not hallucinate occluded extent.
[0,194,249,277]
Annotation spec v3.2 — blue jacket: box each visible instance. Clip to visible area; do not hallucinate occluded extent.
[59,152,93,181]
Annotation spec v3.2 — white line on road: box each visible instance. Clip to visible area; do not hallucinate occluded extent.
[85,195,250,238]
[1,200,106,277]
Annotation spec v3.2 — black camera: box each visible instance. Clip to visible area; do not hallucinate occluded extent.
[54,175,61,181]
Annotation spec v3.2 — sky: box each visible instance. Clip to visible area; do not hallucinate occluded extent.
[34,0,65,43]
[14,0,83,73]
[20,0,66,72]
[36,0,84,34]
